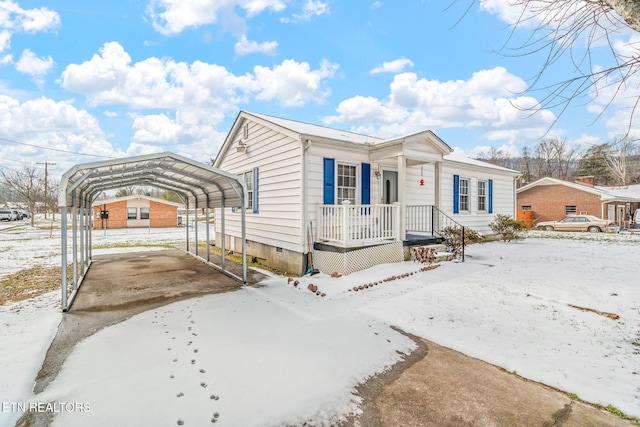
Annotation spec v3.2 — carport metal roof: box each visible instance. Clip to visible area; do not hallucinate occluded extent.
[58,151,247,312]
[58,151,246,209]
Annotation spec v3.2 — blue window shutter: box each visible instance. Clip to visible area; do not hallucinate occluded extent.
[488,179,493,214]
[453,175,460,214]
[253,167,259,213]
[361,163,370,205]
[323,158,335,204]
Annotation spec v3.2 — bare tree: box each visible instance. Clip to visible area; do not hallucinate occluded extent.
[475,147,515,168]
[473,0,640,130]
[1,167,44,226]
[604,136,640,184]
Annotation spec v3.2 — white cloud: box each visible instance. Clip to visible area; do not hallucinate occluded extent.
[280,0,329,23]
[369,58,413,74]
[146,0,286,35]
[0,0,60,32]
[61,42,338,111]
[253,58,338,107]
[16,48,53,76]
[0,0,59,60]
[128,108,227,159]
[0,95,120,176]
[370,1,382,10]
[0,29,10,52]
[234,35,277,56]
[324,66,556,145]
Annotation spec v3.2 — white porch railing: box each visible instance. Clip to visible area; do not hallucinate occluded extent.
[318,203,400,247]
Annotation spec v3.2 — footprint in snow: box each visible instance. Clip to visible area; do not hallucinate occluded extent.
[201,382,207,388]
[199,369,206,373]
[210,395,219,400]
[177,419,184,425]
[176,392,184,398]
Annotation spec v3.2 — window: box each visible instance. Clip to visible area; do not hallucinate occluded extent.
[459,178,470,212]
[521,205,532,211]
[127,207,137,220]
[240,169,260,213]
[565,205,577,215]
[478,180,487,211]
[337,163,357,204]
[140,207,150,219]
[243,170,254,211]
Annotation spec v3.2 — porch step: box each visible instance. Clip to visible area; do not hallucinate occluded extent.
[407,244,456,262]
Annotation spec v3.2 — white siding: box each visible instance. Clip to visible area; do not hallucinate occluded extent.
[405,164,436,206]
[441,161,516,235]
[215,119,303,252]
[305,144,373,229]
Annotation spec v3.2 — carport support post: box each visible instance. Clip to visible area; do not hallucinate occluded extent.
[242,206,246,282]
[61,207,68,311]
[72,195,78,290]
[205,197,211,263]
[79,198,84,272]
[220,200,225,271]
[194,202,199,258]
[185,200,190,253]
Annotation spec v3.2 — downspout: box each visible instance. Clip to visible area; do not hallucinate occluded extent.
[302,139,311,274]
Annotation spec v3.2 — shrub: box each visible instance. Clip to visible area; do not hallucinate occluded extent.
[489,214,528,242]
[440,226,482,257]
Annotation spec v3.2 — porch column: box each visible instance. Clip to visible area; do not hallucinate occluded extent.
[397,155,406,240]
[434,160,443,210]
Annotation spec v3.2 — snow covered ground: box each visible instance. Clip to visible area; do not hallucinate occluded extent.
[0,219,639,426]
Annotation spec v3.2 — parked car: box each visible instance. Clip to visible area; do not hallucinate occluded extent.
[11,210,21,220]
[0,210,12,221]
[18,210,29,219]
[536,215,615,232]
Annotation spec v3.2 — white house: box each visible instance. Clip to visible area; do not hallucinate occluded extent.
[214,111,520,276]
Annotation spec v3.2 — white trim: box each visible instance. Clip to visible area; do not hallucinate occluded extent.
[336,161,360,205]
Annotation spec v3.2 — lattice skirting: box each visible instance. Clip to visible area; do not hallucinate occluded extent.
[314,241,404,276]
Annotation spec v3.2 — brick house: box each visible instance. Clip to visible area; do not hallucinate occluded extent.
[516,176,640,228]
[92,195,182,229]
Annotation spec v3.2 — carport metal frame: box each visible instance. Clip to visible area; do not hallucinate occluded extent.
[58,152,247,312]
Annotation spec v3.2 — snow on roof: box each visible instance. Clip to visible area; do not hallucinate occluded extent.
[518,177,640,201]
[596,183,640,200]
[247,112,384,144]
[444,154,520,174]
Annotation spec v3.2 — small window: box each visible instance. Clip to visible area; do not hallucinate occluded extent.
[337,163,357,204]
[459,178,470,212]
[140,207,150,219]
[521,205,532,211]
[242,170,254,210]
[127,207,137,220]
[565,205,577,215]
[275,247,283,254]
[477,180,487,212]
[243,123,249,139]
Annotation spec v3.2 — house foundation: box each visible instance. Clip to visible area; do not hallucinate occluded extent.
[313,241,404,276]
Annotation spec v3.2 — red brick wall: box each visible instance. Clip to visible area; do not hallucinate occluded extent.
[150,200,178,227]
[517,184,604,223]
[93,200,178,229]
[93,200,128,229]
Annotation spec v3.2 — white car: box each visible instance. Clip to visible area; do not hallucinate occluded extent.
[0,210,13,221]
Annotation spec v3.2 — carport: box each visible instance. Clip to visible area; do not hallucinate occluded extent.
[57,151,247,312]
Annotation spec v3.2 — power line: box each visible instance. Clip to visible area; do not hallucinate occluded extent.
[0,136,118,159]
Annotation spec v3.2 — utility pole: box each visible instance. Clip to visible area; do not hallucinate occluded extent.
[37,161,56,219]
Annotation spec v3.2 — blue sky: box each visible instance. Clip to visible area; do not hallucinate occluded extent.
[0,0,638,180]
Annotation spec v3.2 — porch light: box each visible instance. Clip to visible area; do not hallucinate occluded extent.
[236,140,247,153]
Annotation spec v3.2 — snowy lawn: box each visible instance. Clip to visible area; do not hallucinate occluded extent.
[1,222,639,426]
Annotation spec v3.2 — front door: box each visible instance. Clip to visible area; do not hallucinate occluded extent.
[382,170,398,204]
